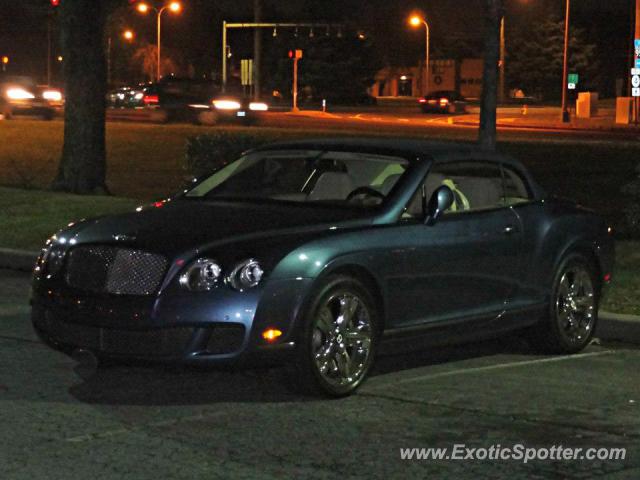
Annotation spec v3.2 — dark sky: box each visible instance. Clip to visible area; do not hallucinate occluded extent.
[0,0,635,86]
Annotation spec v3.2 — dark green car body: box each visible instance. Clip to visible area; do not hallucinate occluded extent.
[31,138,614,367]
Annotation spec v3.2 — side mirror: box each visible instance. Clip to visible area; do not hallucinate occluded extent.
[425,185,454,225]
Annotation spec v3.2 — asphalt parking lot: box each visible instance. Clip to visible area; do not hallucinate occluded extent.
[1,268,638,479]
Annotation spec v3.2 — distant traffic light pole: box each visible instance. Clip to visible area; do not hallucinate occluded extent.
[221,21,344,92]
[289,49,303,111]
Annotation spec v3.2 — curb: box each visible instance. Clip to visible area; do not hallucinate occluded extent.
[1,247,639,344]
[453,119,640,135]
[597,311,640,345]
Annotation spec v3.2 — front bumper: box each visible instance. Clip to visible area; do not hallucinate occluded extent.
[31,276,310,366]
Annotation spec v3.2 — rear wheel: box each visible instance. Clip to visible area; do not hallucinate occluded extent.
[530,254,598,353]
[294,275,378,397]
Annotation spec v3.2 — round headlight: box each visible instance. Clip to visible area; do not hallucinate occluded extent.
[179,258,222,291]
[228,259,264,290]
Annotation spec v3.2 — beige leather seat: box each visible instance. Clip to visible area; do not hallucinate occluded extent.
[308,172,355,201]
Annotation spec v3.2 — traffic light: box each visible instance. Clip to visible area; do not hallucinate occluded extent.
[51,0,60,6]
[1,56,8,65]
[288,49,303,60]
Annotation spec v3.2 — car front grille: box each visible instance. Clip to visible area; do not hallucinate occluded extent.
[35,312,194,357]
[65,246,168,296]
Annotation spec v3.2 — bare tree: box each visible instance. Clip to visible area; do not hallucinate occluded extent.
[478,0,504,151]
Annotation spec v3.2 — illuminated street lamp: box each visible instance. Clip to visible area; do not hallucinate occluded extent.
[137,2,182,81]
[409,14,430,95]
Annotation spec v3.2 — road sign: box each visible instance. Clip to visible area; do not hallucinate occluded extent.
[568,73,579,85]
[633,68,640,75]
[635,39,640,57]
[633,88,640,97]
[636,58,640,69]
[240,59,253,86]
[633,75,640,89]
[568,83,576,90]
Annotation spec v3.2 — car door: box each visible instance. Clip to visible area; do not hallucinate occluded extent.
[386,160,524,328]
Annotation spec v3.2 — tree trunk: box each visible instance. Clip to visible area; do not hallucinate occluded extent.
[478,0,504,151]
[53,0,109,194]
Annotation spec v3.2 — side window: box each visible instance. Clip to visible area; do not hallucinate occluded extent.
[404,161,505,219]
[501,165,533,206]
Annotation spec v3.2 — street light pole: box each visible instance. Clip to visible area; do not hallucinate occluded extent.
[560,0,571,123]
[423,19,430,96]
[137,2,181,82]
[409,16,430,96]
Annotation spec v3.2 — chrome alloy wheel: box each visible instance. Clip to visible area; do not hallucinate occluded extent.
[555,265,596,345]
[311,293,373,388]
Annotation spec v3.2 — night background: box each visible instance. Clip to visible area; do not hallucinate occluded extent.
[1,1,640,479]
[0,0,636,96]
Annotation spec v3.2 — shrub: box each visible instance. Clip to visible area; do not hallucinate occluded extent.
[184,132,271,179]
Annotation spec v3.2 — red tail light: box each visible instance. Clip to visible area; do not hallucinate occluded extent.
[418,98,427,103]
[143,94,159,105]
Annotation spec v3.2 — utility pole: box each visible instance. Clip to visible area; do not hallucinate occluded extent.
[253,0,262,100]
[560,0,571,123]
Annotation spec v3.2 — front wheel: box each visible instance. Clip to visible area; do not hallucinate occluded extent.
[530,254,599,353]
[294,275,379,397]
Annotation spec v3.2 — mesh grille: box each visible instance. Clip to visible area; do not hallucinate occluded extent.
[65,246,168,295]
[36,312,194,357]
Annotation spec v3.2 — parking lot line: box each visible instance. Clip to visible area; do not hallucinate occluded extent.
[366,349,616,390]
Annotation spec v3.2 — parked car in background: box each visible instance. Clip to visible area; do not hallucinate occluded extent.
[419,90,467,114]
[0,74,63,120]
[135,77,268,124]
[107,85,147,109]
[31,139,613,397]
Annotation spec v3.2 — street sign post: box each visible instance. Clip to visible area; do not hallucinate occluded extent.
[568,73,579,89]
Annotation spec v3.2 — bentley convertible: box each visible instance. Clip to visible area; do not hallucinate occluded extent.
[31,138,614,396]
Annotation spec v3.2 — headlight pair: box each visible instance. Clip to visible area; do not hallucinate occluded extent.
[179,258,264,292]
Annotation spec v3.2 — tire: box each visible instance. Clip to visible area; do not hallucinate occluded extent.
[529,253,599,354]
[293,275,379,397]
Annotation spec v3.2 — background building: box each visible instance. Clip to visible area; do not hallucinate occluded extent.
[371,58,484,99]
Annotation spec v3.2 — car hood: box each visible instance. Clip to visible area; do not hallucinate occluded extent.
[62,199,371,257]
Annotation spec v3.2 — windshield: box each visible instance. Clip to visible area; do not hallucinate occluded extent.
[185,150,409,208]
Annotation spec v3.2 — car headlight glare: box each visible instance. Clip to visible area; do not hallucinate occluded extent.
[228,259,264,290]
[7,88,35,100]
[179,258,222,291]
[42,90,62,101]
[249,102,268,111]
[213,99,241,110]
